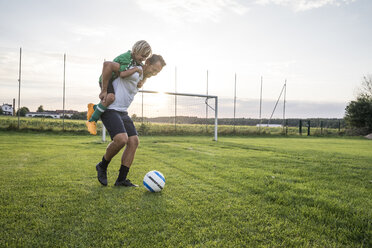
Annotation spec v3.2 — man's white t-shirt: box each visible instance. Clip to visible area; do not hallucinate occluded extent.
[108,66,143,112]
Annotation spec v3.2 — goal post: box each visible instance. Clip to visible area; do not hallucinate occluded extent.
[139,90,218,141]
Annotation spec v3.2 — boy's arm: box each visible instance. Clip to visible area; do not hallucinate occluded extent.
[119,67,142,78]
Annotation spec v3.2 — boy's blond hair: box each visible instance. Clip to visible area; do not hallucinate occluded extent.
[132,40,152,58]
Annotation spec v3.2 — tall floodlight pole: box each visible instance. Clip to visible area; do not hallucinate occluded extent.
[233,73,237,133]
[259,76,263,133]
[17,47,22,129]
[141,85,144,124]
[206,70,209,133]
[214,97,218,141]
[141,56,144,124]
[283,79,287,132]
[174,66,177,131]
[62,53,66,131]
[102,59,106,142]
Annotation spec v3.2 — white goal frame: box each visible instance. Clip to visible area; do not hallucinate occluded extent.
[102,90,218,142]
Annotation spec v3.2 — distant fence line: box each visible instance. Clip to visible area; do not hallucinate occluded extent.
[0,116,346,137]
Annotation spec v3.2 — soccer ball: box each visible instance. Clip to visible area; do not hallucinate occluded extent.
[143,170,165,192]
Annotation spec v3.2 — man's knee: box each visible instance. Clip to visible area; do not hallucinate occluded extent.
[128,136,139,149]
[113,133,128,148]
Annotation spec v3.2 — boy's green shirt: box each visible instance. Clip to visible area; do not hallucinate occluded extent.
[98,50,142,84]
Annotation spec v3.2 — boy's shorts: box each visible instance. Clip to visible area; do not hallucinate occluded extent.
[101,110,138,140]
[99,76,116,94]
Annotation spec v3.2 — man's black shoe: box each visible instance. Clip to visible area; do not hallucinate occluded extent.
[114,179,138,187]
[96,162,107,186]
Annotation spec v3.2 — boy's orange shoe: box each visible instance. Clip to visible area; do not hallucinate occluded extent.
[86,121,97,135]
[87,103,95,120]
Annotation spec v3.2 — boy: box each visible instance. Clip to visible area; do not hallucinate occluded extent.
[86,40,152,135]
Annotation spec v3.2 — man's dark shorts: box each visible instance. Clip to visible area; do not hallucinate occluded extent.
[99,75,116,94]
[101,110,138,140]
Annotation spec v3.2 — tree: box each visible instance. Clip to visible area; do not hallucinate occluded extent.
[131,114,139,122]
[16,107,30,117]
[345,76,372,134]
[37,105,44,112]
[360,75,372,97]
[71,112,87,120]
[0,108,3,115]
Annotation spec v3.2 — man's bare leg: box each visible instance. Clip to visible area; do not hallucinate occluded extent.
[115,136,140,187]
[121,136,139,168]
[96,133,128,186]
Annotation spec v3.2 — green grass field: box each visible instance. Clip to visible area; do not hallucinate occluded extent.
[0,131,371,247]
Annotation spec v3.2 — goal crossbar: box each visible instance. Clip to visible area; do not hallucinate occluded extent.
[139,90,217,99]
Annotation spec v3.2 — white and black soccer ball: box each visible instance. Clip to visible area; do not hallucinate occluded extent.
[143,170,165,192]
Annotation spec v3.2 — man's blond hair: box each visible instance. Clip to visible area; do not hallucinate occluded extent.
[132,40,152,58]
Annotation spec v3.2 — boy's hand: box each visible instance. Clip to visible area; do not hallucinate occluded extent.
[137,79,146,88]
[99,91,107,103]
[136,67,143,77]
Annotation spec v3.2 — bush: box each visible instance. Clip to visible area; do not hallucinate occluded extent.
[16,107,30,117]
[345,95,372,135]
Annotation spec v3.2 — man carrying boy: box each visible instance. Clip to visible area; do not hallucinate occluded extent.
[96,54,166,187]
[86,40,152,135]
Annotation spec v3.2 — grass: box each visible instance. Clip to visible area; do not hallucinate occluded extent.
[0,131,371,247]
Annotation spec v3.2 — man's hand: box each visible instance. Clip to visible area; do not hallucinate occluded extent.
[99,91,107,103]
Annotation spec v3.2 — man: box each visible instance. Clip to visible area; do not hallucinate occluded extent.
[95,54,166,187]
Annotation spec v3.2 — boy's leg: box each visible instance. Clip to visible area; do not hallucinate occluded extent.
[86,103,98,135]
[89,77,116,122]
[88,93,115,121]
[86,61,120,135]
[100,61,120,101]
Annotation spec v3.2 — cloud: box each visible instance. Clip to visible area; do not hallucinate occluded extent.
[255,0,356,11]
[135,0,250,23]
[134,0,356,24]
[72,26,106,37]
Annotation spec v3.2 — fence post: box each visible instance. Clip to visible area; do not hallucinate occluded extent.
[307,120,311,136]
[141,90,144,124]
[338,120,341,133]
[285,119,288,135]
[299,120,302,135]
[102,125,106,142]
[320,120,323,135]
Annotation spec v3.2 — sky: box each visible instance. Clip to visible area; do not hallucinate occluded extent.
[0,0,371,118]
